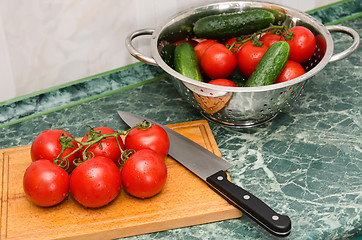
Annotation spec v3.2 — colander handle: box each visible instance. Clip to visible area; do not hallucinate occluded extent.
[327,25,360,63]
[125,29,158,66]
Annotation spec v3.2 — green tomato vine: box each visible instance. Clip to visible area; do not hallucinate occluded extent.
[53,120,153,171]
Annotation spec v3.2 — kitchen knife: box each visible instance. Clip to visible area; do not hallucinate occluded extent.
[117,110,291,236]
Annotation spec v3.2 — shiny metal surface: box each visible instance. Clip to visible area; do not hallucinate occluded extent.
[126,1,360,127]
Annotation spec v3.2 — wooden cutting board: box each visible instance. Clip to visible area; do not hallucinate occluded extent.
[0,120,242,240]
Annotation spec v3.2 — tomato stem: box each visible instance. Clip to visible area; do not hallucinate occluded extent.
[54,134,77,171]
[55,121,152,169]
[137,120,153,130]
[231,24,289,53]
[118,149,135,167]
[282,24,294,41]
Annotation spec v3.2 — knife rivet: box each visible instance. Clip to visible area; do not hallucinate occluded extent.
[243,195,250,200]
[272,215,279,221]
[217,176,223,181]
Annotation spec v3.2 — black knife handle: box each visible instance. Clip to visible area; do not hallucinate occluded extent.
[206,170,291,237]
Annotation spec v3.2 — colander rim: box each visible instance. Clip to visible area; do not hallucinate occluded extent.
[150,0,334,93]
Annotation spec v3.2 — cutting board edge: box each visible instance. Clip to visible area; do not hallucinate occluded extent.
[0,120,242,240]
[18,207,242,240]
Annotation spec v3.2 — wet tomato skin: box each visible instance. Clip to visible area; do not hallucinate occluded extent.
[70,156,122,208]
[260,32,283,47]
[208,78,238,87]
[194,39,218,62]
[121,149,167,199]
[125,124,170,159]
[80,127,125,165]
[31,129,79,172]
[275,60,305,83]
[237,43,268,77]
[200,43,237,79]
[23,159,70,207]
[283,26,316,63]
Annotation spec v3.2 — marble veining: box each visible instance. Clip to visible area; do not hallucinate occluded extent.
[0,63,166,128]
[0,1,361,240]
[308,0,362,24]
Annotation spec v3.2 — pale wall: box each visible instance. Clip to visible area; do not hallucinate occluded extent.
[0,0,340,102]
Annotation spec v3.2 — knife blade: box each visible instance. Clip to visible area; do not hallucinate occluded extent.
[117,110,291,236]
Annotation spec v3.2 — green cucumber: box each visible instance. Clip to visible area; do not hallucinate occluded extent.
[265,9,286,25]
[251,8,286,25]
[193,9,275,40]
[245,41,290,87]
[174,42,203,82]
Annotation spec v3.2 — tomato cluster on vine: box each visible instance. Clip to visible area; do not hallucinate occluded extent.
[23,121,169,208]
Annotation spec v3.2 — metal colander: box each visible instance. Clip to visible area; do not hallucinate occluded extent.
[126,1,360,127]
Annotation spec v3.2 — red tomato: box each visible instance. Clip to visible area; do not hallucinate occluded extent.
[70,156,122,208]
[260,32,283,47]
[200,43,237,79]
[208,79,238,87]
[283,26,316,63]
[23,160,69,207]
[31,129,79,172]
[194,39,218,62]
[225,37,242,54]
[80,127,125,165]
[125,123,169,159]
[173,39,198,47]
[315,34,327,55]
[237,43,268,77]
[275,60,305,83]
[121,149,167,199]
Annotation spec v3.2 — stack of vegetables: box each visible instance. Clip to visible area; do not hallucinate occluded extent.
[161,9,317,87]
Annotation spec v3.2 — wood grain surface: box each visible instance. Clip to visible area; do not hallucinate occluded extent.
[0,120,242,239]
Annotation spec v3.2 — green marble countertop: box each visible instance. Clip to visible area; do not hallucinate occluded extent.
[0,1,361,239]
